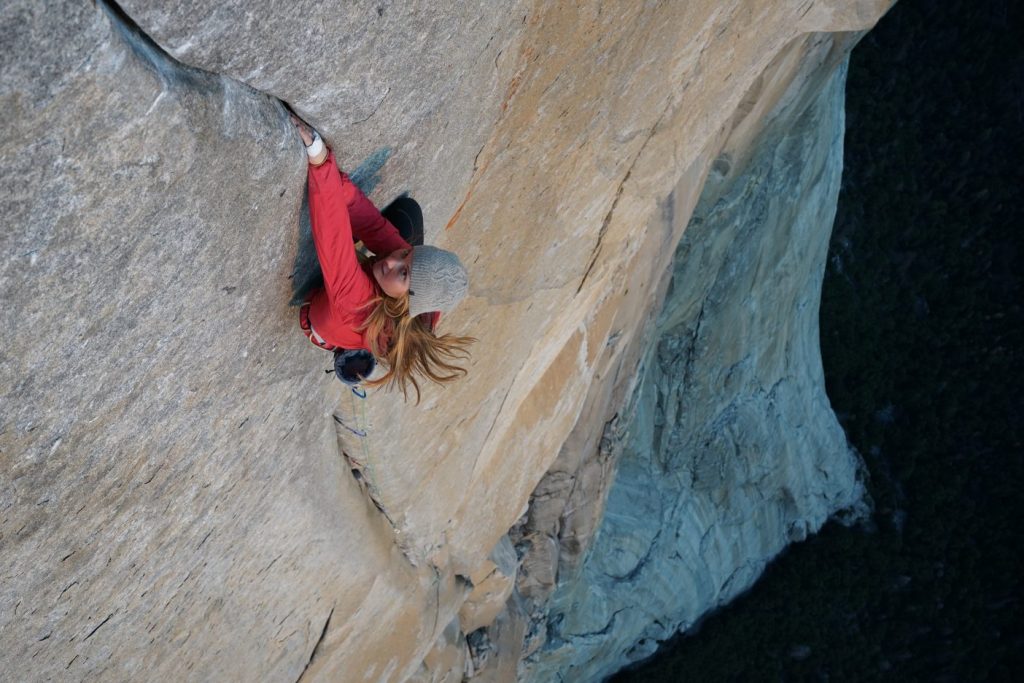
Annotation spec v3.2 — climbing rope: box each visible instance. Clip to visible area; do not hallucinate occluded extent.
[345,385,395,520]
[334,386,366,435]
[350,385,373,477]
[329,387,378,489]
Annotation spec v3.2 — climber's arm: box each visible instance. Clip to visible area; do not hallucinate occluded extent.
[291,114,377,306]
[306,150,370,305]
[347,187,411,257]
[290,114,408,256]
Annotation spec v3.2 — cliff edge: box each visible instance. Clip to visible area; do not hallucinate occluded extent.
[1,1,890,680]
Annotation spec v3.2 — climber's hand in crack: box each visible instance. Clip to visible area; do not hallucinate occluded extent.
[289,113,314,145]
[289,112,328,165]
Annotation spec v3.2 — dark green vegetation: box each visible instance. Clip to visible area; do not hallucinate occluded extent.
[613,0,1022,680]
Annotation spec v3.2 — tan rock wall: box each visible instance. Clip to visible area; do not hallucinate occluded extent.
[2,1,891,681]
[516,31,873,681]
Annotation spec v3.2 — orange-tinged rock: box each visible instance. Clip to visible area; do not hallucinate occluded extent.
[1,0,892,680]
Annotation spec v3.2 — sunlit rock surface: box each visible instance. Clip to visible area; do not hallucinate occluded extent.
[518,40,870,683]
[1,1,890,680]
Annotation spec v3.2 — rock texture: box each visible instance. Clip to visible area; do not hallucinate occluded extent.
[517,37,870,683]
[116,0,528,265]
[1,1,890,681]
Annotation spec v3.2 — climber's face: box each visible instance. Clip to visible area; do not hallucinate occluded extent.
[373,248,413,299]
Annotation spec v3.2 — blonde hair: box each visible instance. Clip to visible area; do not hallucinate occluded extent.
[358,293,475,403]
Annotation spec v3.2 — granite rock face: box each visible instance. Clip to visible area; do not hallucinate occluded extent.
[116,0,528,256]
[1,1,890,680]
[517,38,870,683]
[1,4,455,681]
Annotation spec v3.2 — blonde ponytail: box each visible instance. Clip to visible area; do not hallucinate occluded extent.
[358,294,475,403]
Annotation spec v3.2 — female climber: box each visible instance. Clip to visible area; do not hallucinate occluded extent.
[289,113,474,401]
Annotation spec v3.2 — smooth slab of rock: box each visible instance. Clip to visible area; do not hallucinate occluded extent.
[521,37,869,682]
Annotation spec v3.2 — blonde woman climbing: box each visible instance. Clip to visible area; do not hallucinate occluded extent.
[290,114,474,401]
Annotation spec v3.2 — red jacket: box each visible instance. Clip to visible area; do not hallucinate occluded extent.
[305,151,410,351]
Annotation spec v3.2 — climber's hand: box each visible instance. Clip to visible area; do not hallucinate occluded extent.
[289,113,315,147]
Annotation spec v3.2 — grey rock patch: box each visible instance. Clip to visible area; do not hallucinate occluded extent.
[117,0,529,246]
[0,2,365,680]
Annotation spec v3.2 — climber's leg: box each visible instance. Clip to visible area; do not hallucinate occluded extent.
[381,196,424,247]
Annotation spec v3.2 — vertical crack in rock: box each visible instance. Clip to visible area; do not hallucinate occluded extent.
[97,0,292,127]
[333,415,410,556]
[679,299,709,387]
[295,607,334,683]
[97,0,220,92]
[576,99,674,295]
[479,384,514,455]
[431,564,442,636]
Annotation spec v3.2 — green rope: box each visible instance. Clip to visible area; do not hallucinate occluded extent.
[343,385,375,481]
[357,387,372,476]
[337,385,398,524]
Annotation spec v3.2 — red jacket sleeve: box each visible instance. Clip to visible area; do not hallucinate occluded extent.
[346,182,411,257]
[307,151,372,307]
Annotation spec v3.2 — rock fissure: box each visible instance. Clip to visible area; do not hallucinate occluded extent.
[679,298,709,386]
[82,612,114,641]
[57,581,79,601]
[350,86,392,125]
[99,0,234,96]
[576,99,674,296]
[295,606,334,683]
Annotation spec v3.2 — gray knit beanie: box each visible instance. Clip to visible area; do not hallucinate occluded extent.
[408,246,469,318]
